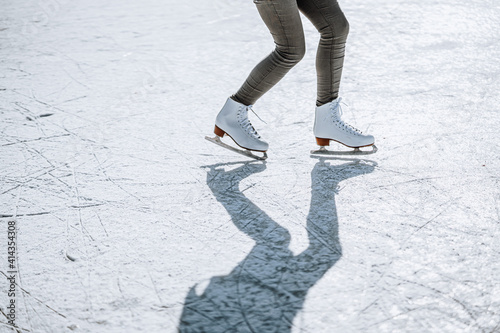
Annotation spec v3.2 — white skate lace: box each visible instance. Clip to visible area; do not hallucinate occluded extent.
[327,98,363,136]
[238,106,263,139]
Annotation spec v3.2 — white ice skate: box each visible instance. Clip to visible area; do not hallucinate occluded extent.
[205,98,268,160]
[311,98,377,155]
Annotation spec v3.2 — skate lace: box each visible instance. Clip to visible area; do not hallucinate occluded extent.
[238,106,264,139]
[328,98,363,136]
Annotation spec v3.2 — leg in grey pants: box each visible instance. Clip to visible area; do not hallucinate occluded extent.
[232,0,349,107]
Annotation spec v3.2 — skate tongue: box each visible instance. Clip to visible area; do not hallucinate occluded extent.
[332,98,344,117]
[326,98,363,135]
[240,114,261,139]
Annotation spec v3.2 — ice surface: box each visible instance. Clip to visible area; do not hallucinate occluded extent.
[1,0,499,332]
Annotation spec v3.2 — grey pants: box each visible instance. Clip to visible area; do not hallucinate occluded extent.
[232,0,349,107]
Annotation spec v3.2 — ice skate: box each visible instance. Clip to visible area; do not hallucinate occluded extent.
[205,98,268,160]
[310,98,377,156]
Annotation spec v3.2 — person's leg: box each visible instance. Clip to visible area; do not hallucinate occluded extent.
[300,0,374,149]
[297,0,349,106]
[231,0,306,106]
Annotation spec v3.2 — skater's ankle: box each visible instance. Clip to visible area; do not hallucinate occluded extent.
[317,96,340,107]
[230,95,251,106]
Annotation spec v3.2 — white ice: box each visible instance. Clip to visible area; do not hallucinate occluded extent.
[1,0,499,332]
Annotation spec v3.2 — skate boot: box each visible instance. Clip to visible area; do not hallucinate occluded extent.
[206,98,268,160]
[311,98,377,155]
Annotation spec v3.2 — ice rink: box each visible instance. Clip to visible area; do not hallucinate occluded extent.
[1,0,500,332]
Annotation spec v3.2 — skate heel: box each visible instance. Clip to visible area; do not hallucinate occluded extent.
[214,125,225,137]
[315,137,330,146]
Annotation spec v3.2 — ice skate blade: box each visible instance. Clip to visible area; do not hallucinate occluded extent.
[310,145,378,156]
[205,136,268,161]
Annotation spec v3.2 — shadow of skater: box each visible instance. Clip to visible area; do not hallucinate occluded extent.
[179,158,376,333]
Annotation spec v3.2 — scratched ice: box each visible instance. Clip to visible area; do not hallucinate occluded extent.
[0,0,499,332]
